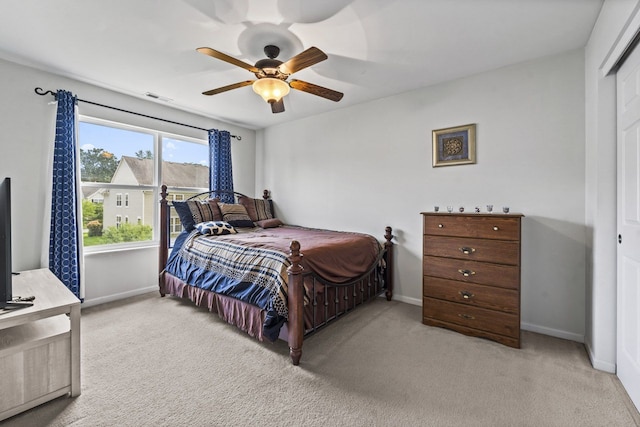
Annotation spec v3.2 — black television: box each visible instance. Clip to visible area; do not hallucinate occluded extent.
[0,177,12,308]
[0,177,31,311]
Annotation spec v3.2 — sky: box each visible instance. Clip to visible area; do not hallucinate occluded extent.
[78,121,209,166]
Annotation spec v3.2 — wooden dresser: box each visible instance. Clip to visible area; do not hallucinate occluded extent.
[421,212,523,348]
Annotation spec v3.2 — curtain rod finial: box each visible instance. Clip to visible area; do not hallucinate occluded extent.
[34,87,57,97]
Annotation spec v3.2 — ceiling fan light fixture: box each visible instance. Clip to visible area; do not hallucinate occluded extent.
[252,78,290,103]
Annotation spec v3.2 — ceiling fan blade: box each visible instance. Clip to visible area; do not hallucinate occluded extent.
[196,47,260,73]
[270,99,285,114]
[202,80,254,96]
[279,47,328,75]
[289,79,343,102]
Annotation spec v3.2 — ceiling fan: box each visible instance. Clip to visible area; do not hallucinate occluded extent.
[196,45,343,114]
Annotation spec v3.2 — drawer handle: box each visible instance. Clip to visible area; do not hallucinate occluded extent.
[438,224,444,228]
[459,247,476,255]
[459,290,474,299]
[458,313,475,320]
[493,226,499,231]
[458,269,476,277]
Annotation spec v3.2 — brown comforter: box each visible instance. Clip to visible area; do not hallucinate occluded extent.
[220,225,382,283]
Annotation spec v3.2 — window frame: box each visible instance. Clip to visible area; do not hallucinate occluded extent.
[79,115,209,253]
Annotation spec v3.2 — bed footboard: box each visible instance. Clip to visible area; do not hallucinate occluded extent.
[159,185,169,296]
[287,241,304,366]
[286,226,394,366]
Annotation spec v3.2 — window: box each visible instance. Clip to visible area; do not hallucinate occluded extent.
[162,137,209,240]
[170,217,182,234]
[78,118,209,250]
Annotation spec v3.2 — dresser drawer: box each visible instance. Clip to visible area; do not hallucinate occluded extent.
[423,256,519,289]
[423,297,519,338]
[423,277,519,314]
[423,235,519,265]
[424,215,520,240]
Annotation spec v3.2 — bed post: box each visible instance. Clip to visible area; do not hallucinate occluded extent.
[159,185,168,297]
[384,226,394,301]
[287,240,304,366]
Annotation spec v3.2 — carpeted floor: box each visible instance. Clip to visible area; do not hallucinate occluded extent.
[2,292,639,427]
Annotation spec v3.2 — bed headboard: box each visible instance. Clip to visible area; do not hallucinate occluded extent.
[185,189,247,202]
[158,185,272,275]
[179,188,271,203]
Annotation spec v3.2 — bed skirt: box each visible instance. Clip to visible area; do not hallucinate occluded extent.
[161,268,386,344]
[161,271,271,341]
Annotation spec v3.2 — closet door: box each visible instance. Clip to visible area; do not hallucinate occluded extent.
[616,40,640,412]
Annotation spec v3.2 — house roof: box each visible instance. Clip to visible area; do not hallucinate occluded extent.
[82,187,104,200]
[121,156,209,188]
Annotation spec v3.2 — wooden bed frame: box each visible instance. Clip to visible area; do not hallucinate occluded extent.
[158,185,394,365]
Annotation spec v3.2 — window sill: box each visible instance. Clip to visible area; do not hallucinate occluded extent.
[83,242,159,256]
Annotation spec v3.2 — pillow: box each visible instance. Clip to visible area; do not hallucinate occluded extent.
[195,221,237,236]
[238,196,274,222]
[173,199,222,231]
[255,218,283,229]
[217,203,255,228]
[207,198,223,220]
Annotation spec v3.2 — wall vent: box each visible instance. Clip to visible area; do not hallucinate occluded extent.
[144,92,172,102]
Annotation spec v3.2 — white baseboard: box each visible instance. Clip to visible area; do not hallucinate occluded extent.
[82,286,157,308]
[392,294,422,306]
[584,340,616,373]
[520,321,584,343]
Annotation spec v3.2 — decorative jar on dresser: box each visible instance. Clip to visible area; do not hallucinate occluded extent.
[421,212,523,348]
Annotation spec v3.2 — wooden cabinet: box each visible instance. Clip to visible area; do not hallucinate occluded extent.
[421,213,523,348]
[0,269,81,421]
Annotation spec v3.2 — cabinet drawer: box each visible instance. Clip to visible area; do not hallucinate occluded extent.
[423,276,519,314]
[423,256,519,289]
[0,316,72,415]
[423,235,519,265]
[423,297,519,338]
[424,215,520,240]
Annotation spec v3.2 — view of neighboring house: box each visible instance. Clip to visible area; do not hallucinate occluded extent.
[99,156,209,233]
[82,187,104,204]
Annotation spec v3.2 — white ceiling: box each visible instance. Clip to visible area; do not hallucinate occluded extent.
[0,0,603,130]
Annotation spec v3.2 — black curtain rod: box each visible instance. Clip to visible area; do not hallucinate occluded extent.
[34,87,241,141]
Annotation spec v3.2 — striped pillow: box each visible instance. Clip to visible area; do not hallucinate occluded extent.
[173,199,222,231]
[238,196,274,222]
[217,203,255,228]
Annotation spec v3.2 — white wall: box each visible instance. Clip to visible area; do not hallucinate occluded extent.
[0,57,256,306]
[257,50,587,342]
[584,0,640,373]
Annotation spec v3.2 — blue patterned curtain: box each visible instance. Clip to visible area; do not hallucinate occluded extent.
[49,90,81,298]
[208,129,234,203]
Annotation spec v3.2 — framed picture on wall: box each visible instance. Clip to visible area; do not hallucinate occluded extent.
[432,123,476,167]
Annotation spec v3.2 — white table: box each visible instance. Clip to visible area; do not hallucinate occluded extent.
[0,268,81,421]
